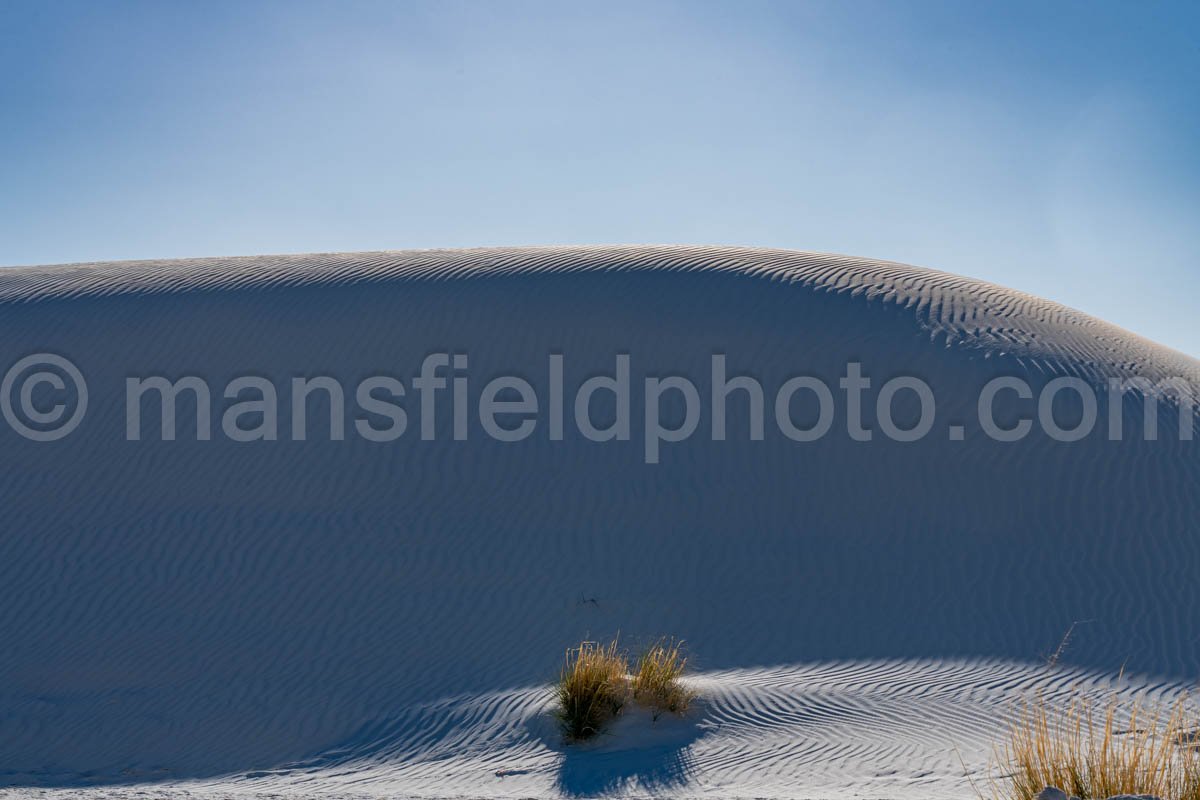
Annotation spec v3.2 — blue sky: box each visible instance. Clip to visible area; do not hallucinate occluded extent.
[2,1,1198,354]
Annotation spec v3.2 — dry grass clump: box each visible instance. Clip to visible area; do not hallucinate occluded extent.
[992,691,1200,800]
[632,639,694,719]
[556,640,630,740]
[556,637,697,741]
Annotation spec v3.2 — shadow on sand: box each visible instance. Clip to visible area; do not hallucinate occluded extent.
[545,705,709,797]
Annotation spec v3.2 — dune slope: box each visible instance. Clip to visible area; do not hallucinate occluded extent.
[0,245,1197,798]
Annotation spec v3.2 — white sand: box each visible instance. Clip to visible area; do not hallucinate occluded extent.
[0,245,1197,799]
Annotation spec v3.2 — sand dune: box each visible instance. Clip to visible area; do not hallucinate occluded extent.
[0,246,1197,798]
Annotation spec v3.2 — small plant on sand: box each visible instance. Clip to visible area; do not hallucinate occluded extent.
[990,690,1200,800]
[632,639,693,720]
[556,639,630,740]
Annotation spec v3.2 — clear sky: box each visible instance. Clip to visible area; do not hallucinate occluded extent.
[2,1,1197,355]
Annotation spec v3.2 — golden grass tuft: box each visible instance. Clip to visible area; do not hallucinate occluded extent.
[991,690,1200,800]
[632,639,693,718]
[556,639,630,740]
